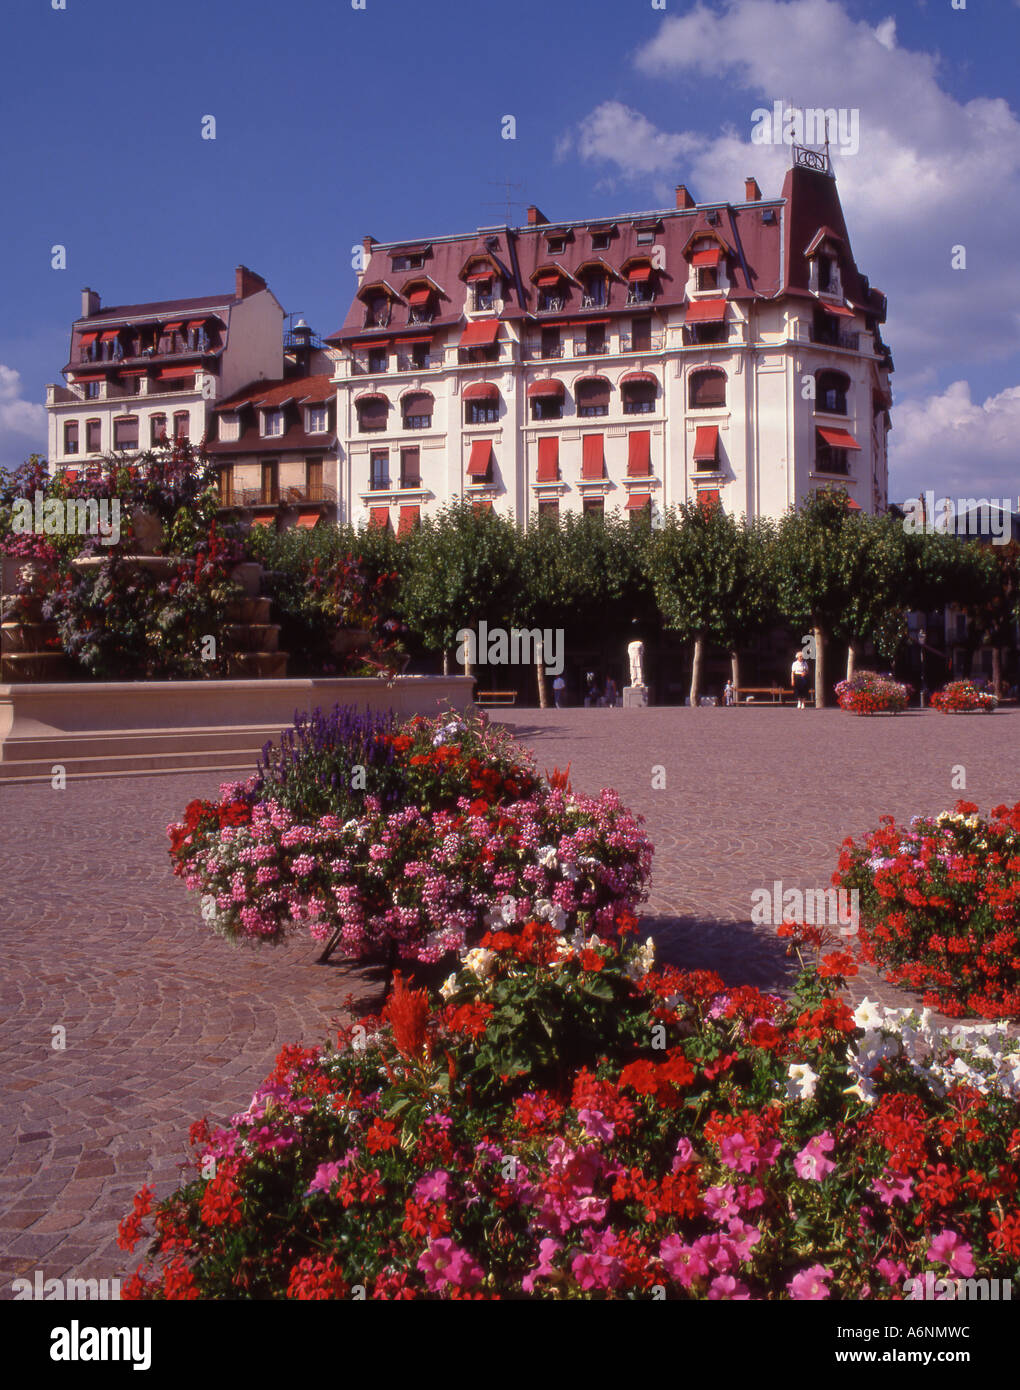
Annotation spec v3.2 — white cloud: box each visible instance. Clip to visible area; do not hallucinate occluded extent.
[0,365,47,468]
[559,0,1020,385]
[889,380,1020,501]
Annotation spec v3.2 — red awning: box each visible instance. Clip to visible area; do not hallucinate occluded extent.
[159,366,197,380]
[692,248,722,267]
[401,335,433,345]
[625,493,650,510]
[408,289,431,307]
[398,504,420,537]
[63,468,79,481]
[251,516,275,528]
[621,371,656,387]
[369,507,390,530]
[295,512,320,529]
[351,338,391,350]
[536,436,559,482]
[536,272,561,287]
[472,498,494,513]
[99,330,120,341]
[463,381,499,402]
[467,439,494,478]
[527,378,565,398]
[817,426,862,450]
[685,299,727,324]
[466,270,493,283]
[628,430,651,477]
[845,498,862,510]
[186,318,207,329]
[581,434,604,480]
[627,266,652,282]
[79,331,98,345]
[74,372,104,382]
[118,368,147,376]
[459,320,500,348]
[693,425,719,462]
[820,301,855,319]
[162,321,184,332]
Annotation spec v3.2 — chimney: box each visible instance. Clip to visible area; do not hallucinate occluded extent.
[235,265,267,299]
[362,236,376,262]
[81,287,100,317]
[526,205,548,226]
[744,177,762,202]
[675,185,695,210]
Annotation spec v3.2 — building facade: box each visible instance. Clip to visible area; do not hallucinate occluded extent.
[326,152,893,531]
[45,266,285,474]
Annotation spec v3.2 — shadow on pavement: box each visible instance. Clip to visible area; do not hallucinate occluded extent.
[642,913,800,995]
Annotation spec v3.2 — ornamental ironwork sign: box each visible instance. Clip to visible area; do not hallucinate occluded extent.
[792,144,832,176]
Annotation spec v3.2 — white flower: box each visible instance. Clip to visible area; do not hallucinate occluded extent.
[532,899,567,932]
[537,845,559,870]
[786,1062,820,1101]
[852,998,886,1032]
[462,948,496,981]
[439,974,459,1001]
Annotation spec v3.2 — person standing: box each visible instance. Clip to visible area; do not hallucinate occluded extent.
[723,679,736,706]
[553,675,566,708]
[791,651,810,709]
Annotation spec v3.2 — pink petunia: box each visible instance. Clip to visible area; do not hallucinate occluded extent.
[794,1132,836,1182]
[577,1108,615,1142]
[927,1229,976,1277]
[871,1171,914,1206]
[708,1274,752,1300]
[417,1238,483,1292]
[787,1264,833,1300]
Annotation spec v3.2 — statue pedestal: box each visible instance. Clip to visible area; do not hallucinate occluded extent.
[623,685,648,708]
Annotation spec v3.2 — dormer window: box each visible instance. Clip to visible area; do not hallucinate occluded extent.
[817,255,835,293]
[580,272,607,309]
[406,286,434,324]
[306,405,328,433]
[535,271,566,313]
[636,229,654,246]
[625,264,654,305]
[392,253,426,272]
[547,236,566,255]
[364,295,390,328]
[218,412,240,442]
[466,271,495,311]
[591,231,611,251]
[263,409,285,437]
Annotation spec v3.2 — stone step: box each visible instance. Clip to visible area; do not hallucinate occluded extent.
[1,724,282,763]
[0,749,259,782]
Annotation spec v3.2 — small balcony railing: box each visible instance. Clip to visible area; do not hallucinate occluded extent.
[810,327,860,351]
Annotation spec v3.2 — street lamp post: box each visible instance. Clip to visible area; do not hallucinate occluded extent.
[919,628,927,709]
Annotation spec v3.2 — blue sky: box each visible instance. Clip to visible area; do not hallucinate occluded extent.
[2,0,1018,502]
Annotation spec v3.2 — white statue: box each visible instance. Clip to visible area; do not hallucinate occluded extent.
[627,640,645,688]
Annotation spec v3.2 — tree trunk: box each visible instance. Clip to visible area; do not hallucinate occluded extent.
[535,639,549,709]
[442,650,450,676]
[814,626,826,708]
[991,644,1003,701]
[689,634,705,706]
[730,651,740,689]
[846,640,860,682]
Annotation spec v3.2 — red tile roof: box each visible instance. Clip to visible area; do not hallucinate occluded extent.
[215,374,334,411]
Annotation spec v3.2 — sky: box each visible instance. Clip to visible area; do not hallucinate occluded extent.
[1,0,1018,504]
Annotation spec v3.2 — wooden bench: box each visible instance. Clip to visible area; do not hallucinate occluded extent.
[475,690,517,706]
[736,686,814,706]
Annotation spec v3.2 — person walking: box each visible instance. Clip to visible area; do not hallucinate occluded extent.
[553,675,566,708]
[604,676,619,707]
[723,679,736,707]
[791,651,811,709]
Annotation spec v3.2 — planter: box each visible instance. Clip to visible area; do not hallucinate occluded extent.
[230,562,263,598]
[226,597,272,625]
[223,624,281,654]
[71,555,177,580]
[1,621,61,655]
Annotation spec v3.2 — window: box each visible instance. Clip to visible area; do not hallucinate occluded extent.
[357,396,388,432]
[689,369,727,409]
[410,342,430,370]
[364,295,389,328]
[113,416,139,451]
[261,461,279,504]
[817,256,834,293]
[636,229,654,245]
[306,406,328,433]
[86,419,101,452]
[402,393,433,430]
[467,401,499,424]
[537,499,560,522]
[631,317,652,353]
[697,265,719,292]
[173,411,189,441]
[816,440,849,475]
[531,396,562,422]
[540,327,561,359]
[368,348,388,373]
[218,466,234,507]
[576,378,610,418]
[581,276,607,309]
[370,450,389,490]
[583,497,605,517]
[538,287,564,312]
[306,458,323,498]
[583,323,606,356]
[547,236,566,255]
[687,321,727,346]
[150,413,167,445]
[392,253,425,271]
[400,447,420,489]
[816,371,849,415]
[64,421,79,455]
[622,381,656,414]
[473,280,494,312]
[591,231,610,251]
[84,381,101,400]
[263,410,284,437]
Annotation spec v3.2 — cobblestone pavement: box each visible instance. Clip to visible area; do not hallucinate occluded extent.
[1,706,1017,1292]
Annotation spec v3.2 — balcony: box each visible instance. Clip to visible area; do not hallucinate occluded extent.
[574,340,608,357]
[522,341,564,360]
[395,351,433,372]
[220,483,338,509]
[810,327,860,352]
[618,331,664,353]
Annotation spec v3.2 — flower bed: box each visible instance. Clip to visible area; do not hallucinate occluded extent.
[169,708,652,963]
[835,801,1020,1019]
[835,671,912,715]
[930,680,998,714]
[118,923,1020,1300]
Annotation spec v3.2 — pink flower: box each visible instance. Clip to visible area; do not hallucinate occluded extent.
[577,1108,615,1142]
[709,1274,751,1300]
[522,1238,562,1294]
[718,1132,757,1173]
[875,1257,910,1287]
[414,1170,451,1202]
[787,1264,833,1300]
[306,1160,343,1196]
[672,1137,696,1169]
[703,1184,739,1224]
[927,1229,976,1277]
[871,1171,914,1206]
[794,1132,836,1182]
[659,1235,709,1289]
[417,1238,483,1292]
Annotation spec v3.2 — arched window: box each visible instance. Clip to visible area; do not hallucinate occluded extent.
[356,394,389,433]
[816,370,850,415]
[688,369,727,409]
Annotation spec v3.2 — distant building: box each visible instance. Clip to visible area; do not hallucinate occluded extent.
[45,266,284,474]
[326,149,893,531]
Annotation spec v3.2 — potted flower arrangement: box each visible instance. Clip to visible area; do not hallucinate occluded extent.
[834,671,912,715]
[834,800,1020,1019]
[930,680,998,714]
